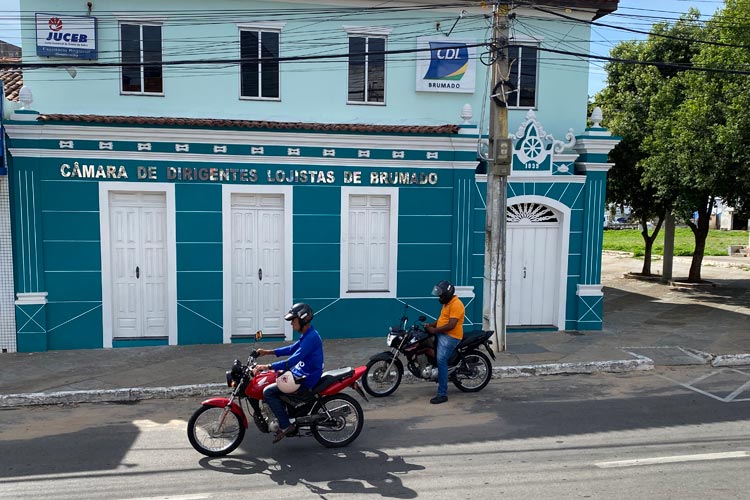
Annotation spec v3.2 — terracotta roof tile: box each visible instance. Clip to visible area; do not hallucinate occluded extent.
[36,114,461,135]
[0,58,22,101]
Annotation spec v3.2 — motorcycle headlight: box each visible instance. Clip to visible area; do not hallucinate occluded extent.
[386,333,395,346]
[226,360,243,387]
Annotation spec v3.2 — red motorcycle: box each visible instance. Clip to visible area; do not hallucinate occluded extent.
[187,341,368,457]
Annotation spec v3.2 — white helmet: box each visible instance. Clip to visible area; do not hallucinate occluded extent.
[276,371,300,394]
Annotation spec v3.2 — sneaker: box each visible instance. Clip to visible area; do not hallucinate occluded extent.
[430,395,448,404]
[272,423,297,444]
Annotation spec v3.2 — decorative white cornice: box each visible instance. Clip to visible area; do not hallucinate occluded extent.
[584,129,613,137]
[15,292,48,305]
[573,137,621,155]
[555,154,579,162]
[575,162,615,172]
[12,110,39,122]
[577,284,603,297]
[475,173,585,184]
[8,148,478,170]
[4,124,477,151]
[511,174,585,183]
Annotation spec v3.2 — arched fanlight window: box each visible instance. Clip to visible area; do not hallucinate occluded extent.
[507,203,558,223]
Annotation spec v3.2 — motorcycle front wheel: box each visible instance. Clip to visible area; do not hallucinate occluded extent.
[452,350,492,392]
[187,405,246,457]
[363,357,403,397]
[311,393,364,448]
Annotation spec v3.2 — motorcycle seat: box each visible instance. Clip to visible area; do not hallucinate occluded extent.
[311,367,354,394]
[456,329,493,350]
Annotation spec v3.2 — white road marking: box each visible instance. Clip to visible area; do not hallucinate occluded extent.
[132,419,188,429]
[121,495,211,500]
[656,369,750,403]
[596,451,749,468]
[725,378,750,402]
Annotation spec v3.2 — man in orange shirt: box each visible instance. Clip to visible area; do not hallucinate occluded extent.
[424,280,465,404]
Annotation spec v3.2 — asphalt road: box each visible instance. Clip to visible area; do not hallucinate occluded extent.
[1,366,748,500]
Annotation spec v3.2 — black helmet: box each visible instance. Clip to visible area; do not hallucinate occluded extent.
[284,302,314,326]
[432,280,455,305]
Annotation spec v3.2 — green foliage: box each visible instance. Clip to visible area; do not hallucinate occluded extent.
[597,2,750,280]
[603,228,749,257]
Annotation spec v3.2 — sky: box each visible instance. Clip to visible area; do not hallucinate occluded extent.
[0,0,729,95]
[0,0,20,46]
[587,0,726,95]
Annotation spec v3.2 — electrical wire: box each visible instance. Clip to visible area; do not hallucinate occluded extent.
[520,2,750,50]
[3,3,749,83]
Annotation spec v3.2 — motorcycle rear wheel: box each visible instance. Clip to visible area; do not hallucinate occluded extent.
[363,358,403,397]
[187,405,246,457]
[452,350,492,392]
[311,393,364,448]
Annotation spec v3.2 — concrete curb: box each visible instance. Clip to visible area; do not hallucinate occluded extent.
[0,358,655,408]
[0,383,227,408]
[492,357,654,377]
[712,353,750,367]
[680,348,714,364]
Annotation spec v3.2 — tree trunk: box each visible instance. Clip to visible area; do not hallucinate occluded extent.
[689,227,708,282]
[639,215,664,275]
[642,239,653,275]
[687,198,714,282]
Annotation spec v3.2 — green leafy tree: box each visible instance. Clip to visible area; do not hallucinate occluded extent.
[643,1,750,281]
[596,12,704,275]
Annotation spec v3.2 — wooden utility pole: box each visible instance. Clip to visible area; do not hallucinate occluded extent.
[483,1,512,353]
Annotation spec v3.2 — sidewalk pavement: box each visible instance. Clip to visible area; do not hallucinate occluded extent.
[1,253,749,407]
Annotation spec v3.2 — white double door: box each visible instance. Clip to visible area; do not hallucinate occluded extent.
[506,205,561,328]
[229,194,285,337]
[109,192,168,339]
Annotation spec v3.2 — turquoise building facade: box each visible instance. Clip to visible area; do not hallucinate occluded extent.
[4,0,620,351]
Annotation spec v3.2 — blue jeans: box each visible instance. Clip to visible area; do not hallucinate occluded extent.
[436,334,460,397]
[263,383,292,429]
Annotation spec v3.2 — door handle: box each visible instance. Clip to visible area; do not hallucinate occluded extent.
[136,266,140,279]
[258,268,262,280]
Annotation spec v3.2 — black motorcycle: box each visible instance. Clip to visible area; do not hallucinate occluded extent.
[363,304,495,397]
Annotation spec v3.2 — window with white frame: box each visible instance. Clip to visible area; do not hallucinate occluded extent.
[120,23,163,94]
[347,35,385,104]
[240,29,280,99]
[341,188,398,297]
[507,44,538,108]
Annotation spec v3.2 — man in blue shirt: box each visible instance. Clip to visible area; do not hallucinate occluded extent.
[255,302,324,443]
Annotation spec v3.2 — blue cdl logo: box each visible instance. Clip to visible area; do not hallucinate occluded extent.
[424,42,469,81]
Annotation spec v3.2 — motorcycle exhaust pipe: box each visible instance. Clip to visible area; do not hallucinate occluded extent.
[294,414,326,425]
[295,406,352,426]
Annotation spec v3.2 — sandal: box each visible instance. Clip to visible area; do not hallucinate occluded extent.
[272,423,297,444]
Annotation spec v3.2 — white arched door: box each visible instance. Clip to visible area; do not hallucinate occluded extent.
[506,202,561,327]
